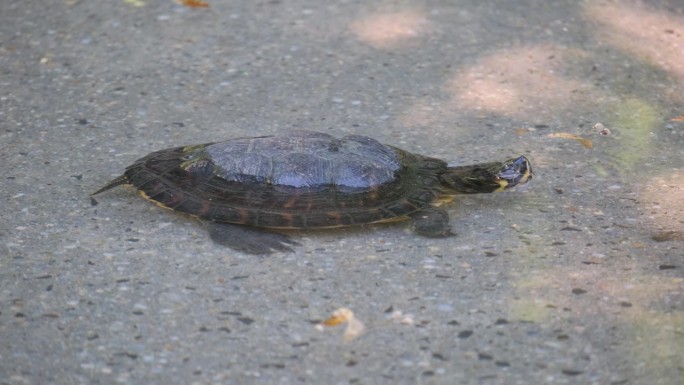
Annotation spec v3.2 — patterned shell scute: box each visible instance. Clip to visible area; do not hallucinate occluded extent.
[204,131,402,191]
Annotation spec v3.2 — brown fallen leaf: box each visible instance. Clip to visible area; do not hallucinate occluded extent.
[670,116,684,122]
[547,132,593,149]
[652,231,684,242]
[181,0,209,8]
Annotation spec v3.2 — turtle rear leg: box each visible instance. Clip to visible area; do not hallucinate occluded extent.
[410,207,454,237]
[207,222,299,254]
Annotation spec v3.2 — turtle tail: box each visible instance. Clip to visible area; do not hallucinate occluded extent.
[91,175,129,196]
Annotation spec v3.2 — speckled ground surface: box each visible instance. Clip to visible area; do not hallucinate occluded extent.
[1,1,683,384]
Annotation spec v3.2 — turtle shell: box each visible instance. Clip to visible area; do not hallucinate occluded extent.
[122,131,447,229]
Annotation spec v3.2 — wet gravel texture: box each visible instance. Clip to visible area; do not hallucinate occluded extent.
[1,1,683,384]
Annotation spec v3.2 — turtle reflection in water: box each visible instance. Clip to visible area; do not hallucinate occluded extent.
[93,130,533,254]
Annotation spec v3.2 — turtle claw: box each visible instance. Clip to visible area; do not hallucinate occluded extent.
[207,222,299,254]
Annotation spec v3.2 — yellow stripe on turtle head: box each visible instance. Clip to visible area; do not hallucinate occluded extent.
[493,179,509,192]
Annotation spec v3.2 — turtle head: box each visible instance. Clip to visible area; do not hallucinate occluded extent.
[439,155,533,194]
[493,155,533,191]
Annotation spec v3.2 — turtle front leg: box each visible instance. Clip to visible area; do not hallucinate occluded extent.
[410,207,454,237]
[207,222,299,254]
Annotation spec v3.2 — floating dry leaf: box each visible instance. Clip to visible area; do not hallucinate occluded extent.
[319,307,365,342]
[547,132,593,149]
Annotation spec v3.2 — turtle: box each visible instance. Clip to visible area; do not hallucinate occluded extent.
[92,130,532,254]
